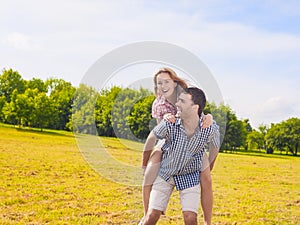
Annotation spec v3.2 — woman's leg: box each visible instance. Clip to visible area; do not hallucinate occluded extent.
[142,149,162,216]
[200,153,213,225]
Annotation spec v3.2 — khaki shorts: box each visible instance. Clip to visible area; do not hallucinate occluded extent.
[148,176,200,214]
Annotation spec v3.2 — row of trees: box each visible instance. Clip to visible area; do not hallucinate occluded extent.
[0,69,75,131]
[0,68,299,155]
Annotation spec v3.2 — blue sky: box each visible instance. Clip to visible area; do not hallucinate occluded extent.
[0,0,299,128]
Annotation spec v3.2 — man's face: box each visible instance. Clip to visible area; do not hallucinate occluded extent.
[175,92,194,118]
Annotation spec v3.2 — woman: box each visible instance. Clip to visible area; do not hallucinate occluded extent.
[140,68,214,224]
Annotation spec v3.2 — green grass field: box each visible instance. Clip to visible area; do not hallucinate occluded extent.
[0,126,299,224]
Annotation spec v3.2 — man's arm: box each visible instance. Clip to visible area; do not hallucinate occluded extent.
[142,130,158,169]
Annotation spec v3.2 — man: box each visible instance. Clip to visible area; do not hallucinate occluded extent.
[142,87,220,225]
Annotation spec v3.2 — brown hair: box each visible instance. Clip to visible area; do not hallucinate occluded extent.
[153,68,188,96]
[183,87,206,117]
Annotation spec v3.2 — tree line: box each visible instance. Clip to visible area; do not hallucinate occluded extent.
[0,68,299,155]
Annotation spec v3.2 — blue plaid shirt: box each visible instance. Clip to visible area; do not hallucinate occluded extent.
[153,116,220,191]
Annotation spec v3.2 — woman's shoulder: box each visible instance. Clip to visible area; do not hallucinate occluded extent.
[152,96,165,106]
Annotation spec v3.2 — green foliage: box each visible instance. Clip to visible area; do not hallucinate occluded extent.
[1,68,300,156]
[71,84,99,134]
[0,68,26,102]
[46,78,76,130]
[247,130,265,150]
[95,86,155,141]
[282,118,300,155]
[95,86,122,137]
[205,103,249,151]
[26,77,47,93]
[204,102,227,148]
[0,71,77,131]
[247,124,268,151]
[243,118,253,133]
[0,95,6,121]
[111,88,154,141]
[127,94,156,141]
[2,89,36,126]
[266,118,300,155]
[33,92,53,131]
[227,119,247,149]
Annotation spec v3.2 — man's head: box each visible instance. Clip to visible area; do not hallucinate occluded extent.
[175,87,206,118]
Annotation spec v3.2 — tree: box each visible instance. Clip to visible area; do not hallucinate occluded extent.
[127,93,155,141]
[111,87,148,140]
[246,124,268,151]
[46,78,76,130]
[204,102,227,150]
[95,86,122,137]
[95,86,155,141]
[243,119,253,133]
[33,92,53,131]
[247,130,265,150]
[205,103,250,151]
[281,118,300,155]
[27,78,47,93]
[242,119,253,150]
[0,96,6,121]
[71,84,99,134]
[207,103,239,151]
[0,69,26,102]
[2,89,36,126]
[266,123,286,154]
[265,118,300,156]
[225,119,247,151]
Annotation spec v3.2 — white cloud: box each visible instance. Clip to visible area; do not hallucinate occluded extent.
[257,97,295,116]
[3,32,40,51]
[250,96,299,127]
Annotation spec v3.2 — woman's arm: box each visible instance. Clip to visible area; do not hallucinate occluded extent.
[207,121,220,170]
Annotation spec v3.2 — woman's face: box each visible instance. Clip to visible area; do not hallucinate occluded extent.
[156,72,177,99]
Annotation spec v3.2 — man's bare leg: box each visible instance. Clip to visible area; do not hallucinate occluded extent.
[183,211,198,225]
[143,209,162,225]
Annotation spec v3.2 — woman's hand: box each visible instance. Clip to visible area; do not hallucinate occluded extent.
[163,113,176,123]
[202,113,213,128]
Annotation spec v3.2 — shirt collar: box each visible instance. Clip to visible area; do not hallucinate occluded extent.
[199,114,203,128]
[175,118,181,126]
[175,114,203,127]
[158,95,166,104]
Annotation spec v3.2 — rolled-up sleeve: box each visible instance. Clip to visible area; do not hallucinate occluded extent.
[153,120,168,139]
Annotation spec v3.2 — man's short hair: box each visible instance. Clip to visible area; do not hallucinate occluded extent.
[183,87,206,117]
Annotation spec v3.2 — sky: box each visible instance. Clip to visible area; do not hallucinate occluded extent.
[1,0,299,129]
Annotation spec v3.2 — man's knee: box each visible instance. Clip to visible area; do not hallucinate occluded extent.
[183,211,197,225]
[143,209,161,225]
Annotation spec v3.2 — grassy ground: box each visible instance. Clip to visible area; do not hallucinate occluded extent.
[0,126,299,224]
